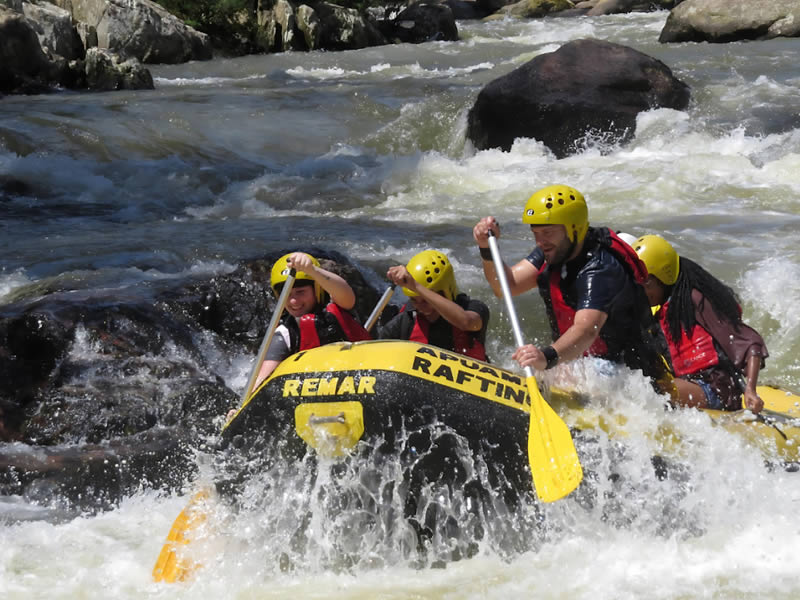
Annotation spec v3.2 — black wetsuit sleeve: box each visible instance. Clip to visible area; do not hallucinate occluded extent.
[461,295,490,342]
[525,247,545,270]
[574,251,630,313]
[375,311,409,340]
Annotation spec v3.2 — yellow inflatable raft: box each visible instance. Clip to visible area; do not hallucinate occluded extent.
[222,340,800,466]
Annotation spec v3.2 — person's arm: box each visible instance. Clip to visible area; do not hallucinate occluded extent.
[694,291,766,413]
[513,309,608,370]
[389,267,483,332]
[473,216,539,297]
[253,359,280,389]
[289,252,355,310]
[743,353,764,413]
[514,252,621,370]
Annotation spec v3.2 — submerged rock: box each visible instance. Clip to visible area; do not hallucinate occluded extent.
[0,8,55,94]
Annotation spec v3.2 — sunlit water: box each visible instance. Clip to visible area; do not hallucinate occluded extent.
[2,11,800,599]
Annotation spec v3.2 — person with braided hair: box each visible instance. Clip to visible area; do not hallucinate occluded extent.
[633,235,768,413]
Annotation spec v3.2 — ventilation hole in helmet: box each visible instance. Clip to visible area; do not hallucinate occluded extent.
[426,277,433,283]
[569,195,575,200]
[434,268,440,273]
[546,202,553,209]
[558,199,564,205]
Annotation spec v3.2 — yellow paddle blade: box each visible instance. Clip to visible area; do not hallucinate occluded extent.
[152,490,210,583]
[526,376,583,502]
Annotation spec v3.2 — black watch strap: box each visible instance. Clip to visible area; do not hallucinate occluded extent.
[541,345,559,370]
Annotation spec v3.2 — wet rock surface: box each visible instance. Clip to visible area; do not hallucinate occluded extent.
[466,38,691,158]
[0,249,382,511]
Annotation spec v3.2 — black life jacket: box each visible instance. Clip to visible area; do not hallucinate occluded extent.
[536,227,650,360]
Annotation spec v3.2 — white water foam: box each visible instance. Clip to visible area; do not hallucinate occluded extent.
[0,268,33,304]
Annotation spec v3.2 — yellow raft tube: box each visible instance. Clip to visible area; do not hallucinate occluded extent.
[223,339,800,465]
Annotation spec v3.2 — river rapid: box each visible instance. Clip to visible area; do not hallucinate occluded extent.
[2,10,800,599]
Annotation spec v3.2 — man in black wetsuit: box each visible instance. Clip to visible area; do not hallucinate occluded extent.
[473,184,667,384]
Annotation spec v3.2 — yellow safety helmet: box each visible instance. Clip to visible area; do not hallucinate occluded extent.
[270,252,324,303]
[404,250,458,302]
[633,234,680,286]
[521,184,589,244]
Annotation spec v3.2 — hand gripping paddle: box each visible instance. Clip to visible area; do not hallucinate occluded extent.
[487,232,582,502]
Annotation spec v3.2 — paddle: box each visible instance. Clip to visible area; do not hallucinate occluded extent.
[364,284,395,332]
[152,270,297,583]
[241,269,297,402]
[487,232,583,502]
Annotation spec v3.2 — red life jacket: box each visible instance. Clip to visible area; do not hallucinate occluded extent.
[657,300,720,376]
[298,303,371,351]
[407,312,488,361]
[542,229,649,358]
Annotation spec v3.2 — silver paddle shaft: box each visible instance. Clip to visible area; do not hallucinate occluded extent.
[364,284,395,332]
[487,233,534,379]
[241,270,296,402]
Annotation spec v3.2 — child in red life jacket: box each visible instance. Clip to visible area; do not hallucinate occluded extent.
[633,235,768,413]
[253,252,370,388]
[377,250,490,361]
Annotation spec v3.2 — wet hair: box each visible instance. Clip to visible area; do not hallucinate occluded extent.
[665,256,742,343]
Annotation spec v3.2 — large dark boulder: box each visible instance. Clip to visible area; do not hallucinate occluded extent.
[0,250,382,508]
[388,2,458,43]
[466,38,690,158]
[0,8,53,93]
[84,47,155,90]
[50,0,213,63]
[22,0,85,61]
[0,5,155,94]
[659,0,800,44]
[0,250,379,445]
[310,1,386,51]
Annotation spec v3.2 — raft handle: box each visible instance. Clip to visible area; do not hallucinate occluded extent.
[308,412,346,425]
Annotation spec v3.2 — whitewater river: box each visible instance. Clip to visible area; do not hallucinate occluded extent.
[2,10,800,599]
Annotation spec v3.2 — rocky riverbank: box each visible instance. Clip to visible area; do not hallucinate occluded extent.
[4,0,799,96]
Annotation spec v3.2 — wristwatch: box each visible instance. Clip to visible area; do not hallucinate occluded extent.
[541,345,559,370]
